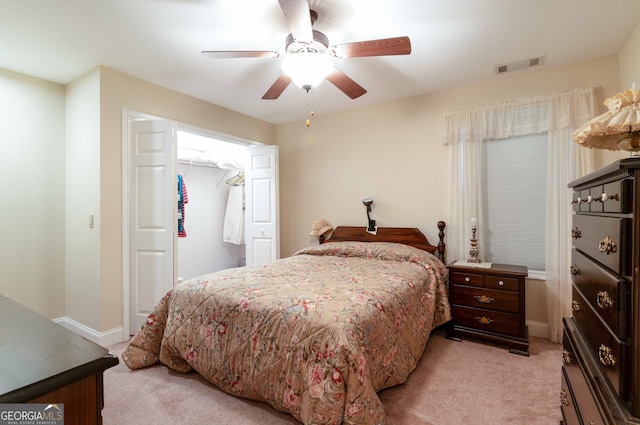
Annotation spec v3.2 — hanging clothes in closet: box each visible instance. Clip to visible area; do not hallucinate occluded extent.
[177,174,189,237]
[223,171,245,245]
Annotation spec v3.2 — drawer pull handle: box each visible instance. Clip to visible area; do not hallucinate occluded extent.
[571,227,581,239]
[562,349,572,364]
[475,316,494,325]
[600,192,620,203]
[570,265,580,276]
[598,236,617,254]
[464,277,470,282]
[596,291,614,310]
[598,344,616,367]
[571,300,581,312]
[560,389,569,406]
[474,295,494,304]
[498,280,504,286]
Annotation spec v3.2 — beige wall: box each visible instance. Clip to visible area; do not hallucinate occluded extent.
[276,55,623,257]
[96,68,276,332]
[0,68,66,318]
[65,69,101,330]
[620,22,640,90]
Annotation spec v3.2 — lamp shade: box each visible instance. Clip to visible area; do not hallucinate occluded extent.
[281,52,334,90]
[573,88,640,150]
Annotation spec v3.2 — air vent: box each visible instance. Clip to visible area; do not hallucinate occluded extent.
[495,56,545,75]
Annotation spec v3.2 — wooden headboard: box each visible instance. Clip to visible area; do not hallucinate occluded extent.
[320,222,446,263]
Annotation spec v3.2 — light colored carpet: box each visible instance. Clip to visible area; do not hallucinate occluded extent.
[103,329,562,425]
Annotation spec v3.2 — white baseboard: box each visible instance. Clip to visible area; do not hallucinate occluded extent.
[526,319,549,339]
[54,316,125,348]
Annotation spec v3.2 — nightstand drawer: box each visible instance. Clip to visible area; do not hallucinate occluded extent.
[450,271,484,287]
[485,275,519,291]
[451,285,519,313]
[452,305,520,337]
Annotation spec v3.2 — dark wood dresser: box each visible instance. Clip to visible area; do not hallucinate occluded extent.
[0,294,119,425]
[447,262,529,356]
[564,158,640,424]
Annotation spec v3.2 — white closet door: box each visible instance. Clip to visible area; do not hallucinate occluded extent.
[129,119,176,332]
[245,145,279,266]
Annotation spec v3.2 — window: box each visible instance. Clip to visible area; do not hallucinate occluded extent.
[481,133,547,271]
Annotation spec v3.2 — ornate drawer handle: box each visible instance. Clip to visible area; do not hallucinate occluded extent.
[596,291,614,310]
[571,227,582,239]
[598,236,617,254]
[571,300,581,312]
[570,265,580,276]
[560,389,569,406]
[600,192,620,202]
[562,349,572,364]
[474,295,494,304]
[598,344,616,367]
[475,316,494,325]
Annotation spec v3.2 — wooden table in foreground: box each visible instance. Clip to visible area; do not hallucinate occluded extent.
[0,294,119,425]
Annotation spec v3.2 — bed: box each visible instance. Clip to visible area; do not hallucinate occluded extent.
[122,224,451,425]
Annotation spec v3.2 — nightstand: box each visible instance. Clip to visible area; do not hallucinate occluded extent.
[447,261,529,356]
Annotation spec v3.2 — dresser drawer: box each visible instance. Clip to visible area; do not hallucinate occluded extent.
[451,285,519,314]
[572,214,631,276]
[571,249,629,339]
[586,179,633,214]
[450,271,484,287]
[561,367,581,425]
[572,188,592,212]
[563,327,606,425]
[572,285,627,400]
[452,305,520,337]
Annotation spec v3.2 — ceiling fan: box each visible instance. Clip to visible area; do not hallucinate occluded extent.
[201,0,411,100]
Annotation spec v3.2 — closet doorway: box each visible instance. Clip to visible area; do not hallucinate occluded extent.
[123,111,279,336]
[176,129,248,282]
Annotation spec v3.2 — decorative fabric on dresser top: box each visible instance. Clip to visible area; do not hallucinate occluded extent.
[564,158,640,425]
[122,241,451,425]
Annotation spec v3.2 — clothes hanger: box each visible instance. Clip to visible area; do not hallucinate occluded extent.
[225,171,245,186]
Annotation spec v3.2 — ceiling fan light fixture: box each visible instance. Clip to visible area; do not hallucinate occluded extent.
[281,52,334,90]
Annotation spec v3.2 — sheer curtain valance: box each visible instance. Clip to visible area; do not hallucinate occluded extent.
[444,88,596,145]
[444,87,596,342]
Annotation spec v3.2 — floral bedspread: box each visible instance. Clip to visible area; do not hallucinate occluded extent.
[122,241,451,425]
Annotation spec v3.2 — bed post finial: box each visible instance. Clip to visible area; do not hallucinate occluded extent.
[437,221,446,263]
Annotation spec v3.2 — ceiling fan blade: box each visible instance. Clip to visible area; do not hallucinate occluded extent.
[262,74,292,100]
[278,0,313,44]
[331,36,411,58]
[201,50,279,59]
[325,69,367,99]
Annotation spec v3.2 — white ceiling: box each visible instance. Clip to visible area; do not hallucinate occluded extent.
[2,0,640,125]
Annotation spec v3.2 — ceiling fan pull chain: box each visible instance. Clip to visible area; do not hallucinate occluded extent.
[306,87,313,127]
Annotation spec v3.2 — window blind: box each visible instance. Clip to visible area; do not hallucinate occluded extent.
[481,133,547,270]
